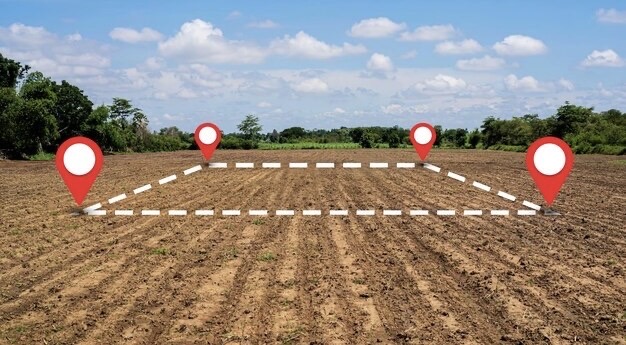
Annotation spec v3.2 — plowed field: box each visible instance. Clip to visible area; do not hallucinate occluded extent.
[0,149,624,344]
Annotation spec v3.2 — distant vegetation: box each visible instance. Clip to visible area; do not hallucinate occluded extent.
[1,53,624,159]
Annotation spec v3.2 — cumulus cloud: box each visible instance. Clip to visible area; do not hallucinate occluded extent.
[248,20,279,29]
[504,74,543,92]
[291,78,329,93]
[435,39,483,55]
[0,23,56,46]
[109,27,163,43]
[366,53,393,72]
[66,33,82,42]
[257,101,272,108]
[596,8,626,23]
[558,78,574,91]
[348,17,406,38]
[580,49,624,67]
[270,31,366,59]
[414,74,467,94]
[332,107,346,114]
[399,24,457,41]
[381,103,428,114]
[158,19,266,64]
[493,35,547,56]
[456,55,505,71]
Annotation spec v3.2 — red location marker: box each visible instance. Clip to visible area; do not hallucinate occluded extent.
[55,136,103,205]
[194,123,222,160]
[409,122,436,161]
[526,137,574,206]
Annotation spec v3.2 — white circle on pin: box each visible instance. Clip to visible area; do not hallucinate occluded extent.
[199,127,217,145]
[64,143,96,176]
[414,127,432,145]
[534,143,565,176]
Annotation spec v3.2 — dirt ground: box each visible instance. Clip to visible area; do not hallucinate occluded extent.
[0,149,624,344]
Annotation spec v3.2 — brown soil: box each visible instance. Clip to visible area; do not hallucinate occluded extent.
[0,149,624,344]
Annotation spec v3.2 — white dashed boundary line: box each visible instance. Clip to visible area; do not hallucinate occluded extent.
[82,161,550,216]
[80,209,558,217]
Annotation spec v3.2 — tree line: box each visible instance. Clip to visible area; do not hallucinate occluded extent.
[1,53,624,158]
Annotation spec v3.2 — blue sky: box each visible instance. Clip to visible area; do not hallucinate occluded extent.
[1,0,625,133]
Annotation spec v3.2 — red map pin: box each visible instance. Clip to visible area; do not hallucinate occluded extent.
[526,137,574,206]
[55,137,103,205]
[194,123,221,160]
[410,122,436,161]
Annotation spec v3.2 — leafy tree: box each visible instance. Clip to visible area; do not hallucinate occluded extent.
[467,129,482,149]
[237,114,263,141]
[550,101,594,138]
[0,53,30,88]
[53,80,93,142]
[433,125,442,146]
[269,129,279,143]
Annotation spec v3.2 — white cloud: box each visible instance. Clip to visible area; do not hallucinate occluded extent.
[401,50,417,59]
[333,107,346,114]
[0,23,56,46]
[366,53,393,72]
[257,101,272,108]
[144,57,165,70]
[596,8,626,23]
[580,49,624,67]
[381,103,428,114]
[348,17,406,38]
[66,33,82,42]
[109,27,163,43]
[248,20,279,29]
[504,74,543,92]
[414,74,467,94]
[558,78,574,91]
[56,53,110,68]
[158,19,266,64]
[493,35,547,56]
[399,24,457,41]
[435,39,483,55]
[292,78,329,93]
[227,11,242,19]
[270,31,366,59]
[456,55,505,71]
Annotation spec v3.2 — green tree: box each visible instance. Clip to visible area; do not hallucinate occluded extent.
[550,101,594,138]
[237,114,263,141]
[467,129,482,149]
[0,53,30,88]
[53,80,93,142]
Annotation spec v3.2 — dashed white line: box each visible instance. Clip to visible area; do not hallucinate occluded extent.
[396,162,415,168]
[523,200,541,211]
[303,209,322,216]
[447,172,466,182]
[356,210,375,216]
[83,203,103,212]
[330,210,349,216]
[410,210,429,216]
[249,210,268,216]
[262,162,281,168]
[463,210,483,216]
[289,162,308,169]
[141,210,160,216]
[316,162,335,168]
[423,163,441,173]
[383,209,402,216]
[370,162,389,168]
[276,210,295,216]
[195,210,214,216]
[183,165,202,175]
[235,162,254,169]
[343,162,362,168]
[517,210,537,216]
[497,191,516,202]
[108,193,127,204]
[491,210,510,216]
[472,181,491,192]
[133,184,151,194]
[87,210,107,216]
[436,210,456,216]
[114,210,133,216]
[168,210,187,216]
[159,175,177,185]
[209,162,228,168]
[222,210,241,216]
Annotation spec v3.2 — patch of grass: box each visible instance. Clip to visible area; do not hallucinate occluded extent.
[28,152,55,161]
[613,160,626,165]
[150,247,168,255]
[622,311,626,319]
[352,277,366,285]
[258,142,360,150]
[279,325,304,345]
[252,218,265,225]
[258,251,276,262]
[222,247,239,260]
